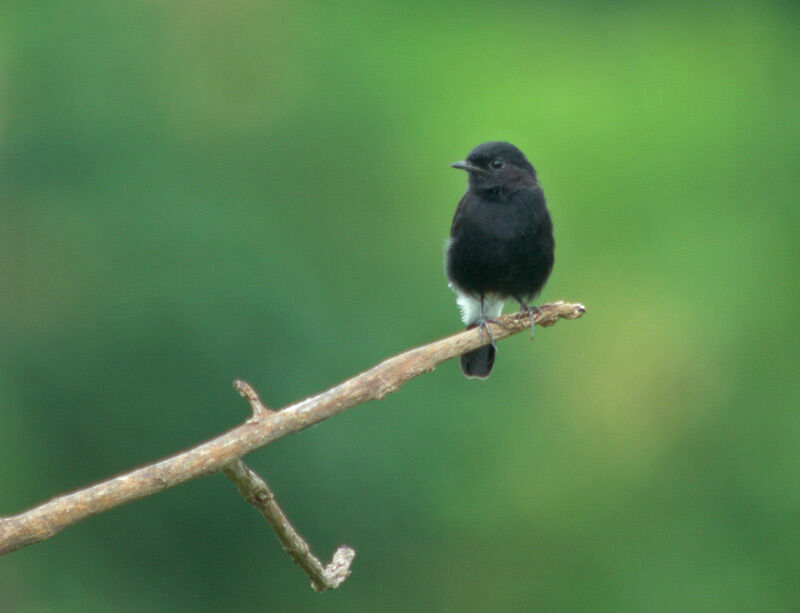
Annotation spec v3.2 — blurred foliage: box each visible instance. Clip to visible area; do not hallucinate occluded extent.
[1,1,799,611]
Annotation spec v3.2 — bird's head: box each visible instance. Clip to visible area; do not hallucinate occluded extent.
[450,141,537,192]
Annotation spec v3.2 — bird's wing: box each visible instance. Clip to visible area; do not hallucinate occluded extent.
[450,193,471,237]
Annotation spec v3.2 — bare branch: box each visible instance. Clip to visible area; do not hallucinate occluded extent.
[222,460,354,591]
[225,388,352,590]
[0,301,585,557]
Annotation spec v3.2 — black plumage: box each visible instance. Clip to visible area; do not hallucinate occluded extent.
[445,142,555,378]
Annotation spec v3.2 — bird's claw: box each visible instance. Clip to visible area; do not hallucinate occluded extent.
[516,304,542,340]
[476,318,499,351]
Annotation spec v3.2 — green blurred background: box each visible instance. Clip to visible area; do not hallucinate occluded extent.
[2,1,799,611]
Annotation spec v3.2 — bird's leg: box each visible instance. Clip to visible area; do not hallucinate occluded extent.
[476,295,502,351]
[513,296,542,340]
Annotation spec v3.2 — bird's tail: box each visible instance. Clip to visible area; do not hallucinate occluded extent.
[460,341,495,379]
[455,294,504,379]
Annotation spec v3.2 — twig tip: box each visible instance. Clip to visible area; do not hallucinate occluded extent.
[317,546,356,591]
[232,379,272,418]
[232,379,250,396]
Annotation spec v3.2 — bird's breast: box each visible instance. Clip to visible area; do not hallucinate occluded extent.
[446,190,553,297]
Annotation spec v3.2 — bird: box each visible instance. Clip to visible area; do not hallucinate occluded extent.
[445,141,555,378]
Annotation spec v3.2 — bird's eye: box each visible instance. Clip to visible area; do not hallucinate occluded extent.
[490,159,504,170]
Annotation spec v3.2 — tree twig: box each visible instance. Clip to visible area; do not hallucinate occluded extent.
[234,379,272,421]
[223,459,354,592]
[225,381,354,590]
[0,301,585,557]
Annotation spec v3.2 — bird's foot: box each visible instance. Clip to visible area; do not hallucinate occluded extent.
[479,319,498,351]
[470,317,506,351]
[485,317,510,330]
[516,304,543,339]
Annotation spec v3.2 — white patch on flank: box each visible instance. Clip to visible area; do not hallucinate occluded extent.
[454,290,504,326]
[445,237,505,326]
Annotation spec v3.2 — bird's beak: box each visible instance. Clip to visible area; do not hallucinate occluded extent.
[450,160,484,173]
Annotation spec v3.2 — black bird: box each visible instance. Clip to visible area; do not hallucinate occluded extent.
[446,142,555,378]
